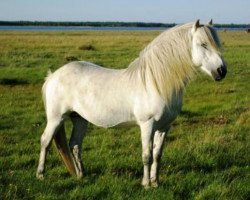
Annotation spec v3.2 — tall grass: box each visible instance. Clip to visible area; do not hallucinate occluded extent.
[0,30,249,199]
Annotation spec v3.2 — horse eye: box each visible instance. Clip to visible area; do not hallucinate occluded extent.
[201,43,208,49]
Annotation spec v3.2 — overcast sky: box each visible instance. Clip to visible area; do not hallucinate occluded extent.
[0,0,249,24]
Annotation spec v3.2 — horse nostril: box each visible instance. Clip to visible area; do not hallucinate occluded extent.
[217,66,227,78]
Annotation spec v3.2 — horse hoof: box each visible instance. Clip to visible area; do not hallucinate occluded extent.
[36,173,44,180]
[151,181,159,188]
[143,184,151,190]
[142,180,150,189]
[76,173,83,179]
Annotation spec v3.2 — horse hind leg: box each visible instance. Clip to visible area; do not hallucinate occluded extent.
[69,112,88,178]
[36,118,62,179]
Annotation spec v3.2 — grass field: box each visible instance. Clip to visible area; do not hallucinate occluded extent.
[0,30,249,200]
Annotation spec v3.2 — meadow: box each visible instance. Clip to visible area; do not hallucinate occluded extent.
[0,30,249,199]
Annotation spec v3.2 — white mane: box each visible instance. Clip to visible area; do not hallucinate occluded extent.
[125,22,219,103]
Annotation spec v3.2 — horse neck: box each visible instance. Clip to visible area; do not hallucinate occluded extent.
[126,28,195,103]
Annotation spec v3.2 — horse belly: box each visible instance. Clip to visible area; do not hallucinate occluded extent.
[73,97,134,128]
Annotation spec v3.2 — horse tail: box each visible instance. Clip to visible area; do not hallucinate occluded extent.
[54,123,77,176]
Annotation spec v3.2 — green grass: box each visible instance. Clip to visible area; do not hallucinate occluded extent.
[0,30,249,199]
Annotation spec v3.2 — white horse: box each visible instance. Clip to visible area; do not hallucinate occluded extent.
[37,20,227,188]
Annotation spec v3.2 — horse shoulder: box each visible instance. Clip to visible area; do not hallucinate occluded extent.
[134,90,183,127]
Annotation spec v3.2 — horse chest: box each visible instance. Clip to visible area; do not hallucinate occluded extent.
[157,93,183,127]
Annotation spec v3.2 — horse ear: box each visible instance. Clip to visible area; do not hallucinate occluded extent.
[208,19,213,26]
[192,19,200,32]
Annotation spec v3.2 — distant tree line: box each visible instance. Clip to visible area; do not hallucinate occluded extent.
[215,24,249,28]
[0,21,176,27]
[0,21,249,28]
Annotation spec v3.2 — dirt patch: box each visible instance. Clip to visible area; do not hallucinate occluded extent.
[206,115,229,125]
[78,44,96,51]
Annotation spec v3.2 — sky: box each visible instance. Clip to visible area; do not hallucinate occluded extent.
[0,0,249,24]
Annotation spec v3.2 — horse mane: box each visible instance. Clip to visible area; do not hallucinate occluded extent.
[125,22,220,104]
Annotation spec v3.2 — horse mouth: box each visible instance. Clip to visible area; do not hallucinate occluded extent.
[214,76,223,81]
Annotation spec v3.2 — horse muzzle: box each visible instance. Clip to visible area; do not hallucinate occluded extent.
[213,65,227,81]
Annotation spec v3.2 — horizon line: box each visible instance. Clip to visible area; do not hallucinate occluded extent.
[0,20,249,25]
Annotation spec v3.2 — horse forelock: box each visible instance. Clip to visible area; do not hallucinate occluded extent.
[199,26,221,52]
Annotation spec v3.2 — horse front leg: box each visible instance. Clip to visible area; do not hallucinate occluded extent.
[69,112,88,178]
[150,129,167,187]
[140,120,154,188]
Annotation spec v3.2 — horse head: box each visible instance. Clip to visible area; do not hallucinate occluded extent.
[191,20,227,81]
